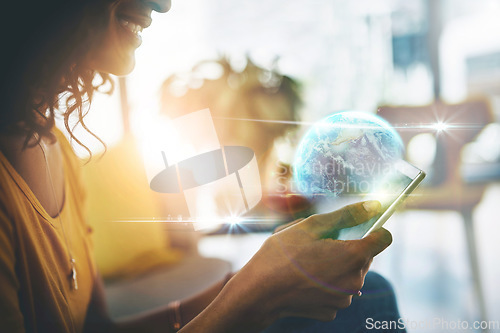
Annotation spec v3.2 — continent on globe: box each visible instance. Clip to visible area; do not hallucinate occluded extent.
[293,111,403,198]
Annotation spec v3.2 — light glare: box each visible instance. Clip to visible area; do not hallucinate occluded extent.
[433,122,449,132]
[225,216,243,225]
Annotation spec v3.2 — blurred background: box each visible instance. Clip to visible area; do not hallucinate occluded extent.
[72,0,500,331]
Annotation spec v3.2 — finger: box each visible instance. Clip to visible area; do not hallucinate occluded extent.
[352,227,392,257]
[305,200,381,235]
[273,218,304,234]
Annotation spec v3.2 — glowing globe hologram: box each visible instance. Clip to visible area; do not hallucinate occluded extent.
[293,111,404,198]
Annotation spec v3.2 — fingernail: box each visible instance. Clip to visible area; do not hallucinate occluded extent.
[363,200,381,213]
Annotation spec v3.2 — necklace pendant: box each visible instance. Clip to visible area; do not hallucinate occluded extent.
[70,259,78,291]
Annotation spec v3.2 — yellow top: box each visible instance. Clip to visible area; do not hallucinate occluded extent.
[0,129,95,333]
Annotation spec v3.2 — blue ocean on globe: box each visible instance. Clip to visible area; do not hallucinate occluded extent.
[293,111,403,198]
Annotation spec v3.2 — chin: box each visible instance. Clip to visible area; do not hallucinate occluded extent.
[92,52,136,76]
[111,59,136,76]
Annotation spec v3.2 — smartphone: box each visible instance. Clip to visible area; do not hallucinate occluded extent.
[336,160,426,240]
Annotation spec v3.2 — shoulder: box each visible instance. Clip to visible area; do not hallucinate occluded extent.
[53,128,86,188]
[0,154,20,253]
[53,128,82,171]
[0,140,27,230]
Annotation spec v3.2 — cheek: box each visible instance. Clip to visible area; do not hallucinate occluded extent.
[86,4,136,75]
[88,17,136,75]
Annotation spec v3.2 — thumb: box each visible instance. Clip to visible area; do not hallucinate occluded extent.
[304,200,381,237]
[352,228,392,257]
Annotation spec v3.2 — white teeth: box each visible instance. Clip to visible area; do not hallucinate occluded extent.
[119,19,144,36]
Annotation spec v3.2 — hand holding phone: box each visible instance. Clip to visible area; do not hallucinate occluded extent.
[335,160,425,240]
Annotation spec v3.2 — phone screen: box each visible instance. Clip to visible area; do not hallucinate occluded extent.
[335,161,425,240]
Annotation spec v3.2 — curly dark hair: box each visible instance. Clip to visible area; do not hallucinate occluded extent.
[0,0,115,154]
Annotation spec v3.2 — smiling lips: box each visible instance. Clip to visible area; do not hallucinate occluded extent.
[117,11,152,43]
[119,19,144,37]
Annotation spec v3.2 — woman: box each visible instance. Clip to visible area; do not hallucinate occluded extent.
[0,0,399,332]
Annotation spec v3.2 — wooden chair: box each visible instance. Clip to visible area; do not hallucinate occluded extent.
[377,98,493,323]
